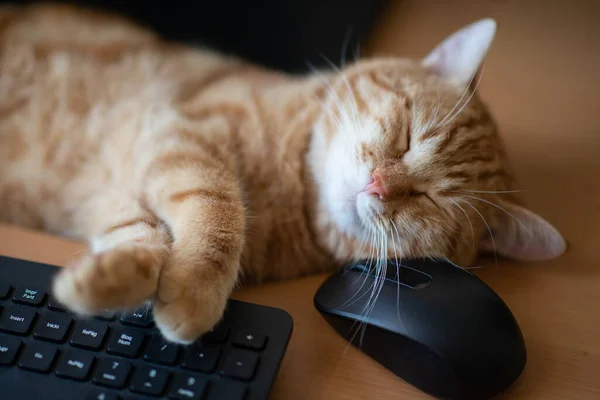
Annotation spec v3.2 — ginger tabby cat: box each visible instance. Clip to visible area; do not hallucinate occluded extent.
[0,4,566,343]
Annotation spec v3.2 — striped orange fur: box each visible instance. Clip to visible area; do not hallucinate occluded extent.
[0,4,565,343]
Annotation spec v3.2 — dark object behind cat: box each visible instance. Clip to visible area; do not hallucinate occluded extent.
[0,0,388,72]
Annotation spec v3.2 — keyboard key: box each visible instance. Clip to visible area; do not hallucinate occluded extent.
[206,381,247,400]
[129,365,170,397]
[70,320,109,350]
[232,331,267,351]
[47,296,68,312]
[181,347,221,373]
[106,327,145,358]
[33,313,72,343]
[86,389,121,400]
[0,283,11,299]
[55,349,95,381]
[201,324,230,344]
[93,357,132,388]
[120,309,153,328]
[0,335,22,365]
[220,349,260,381]
[18,342,57,372]
[144,334,180,365]
[12,286,47,306]
[167,373,207,399]
[0,304,37,335]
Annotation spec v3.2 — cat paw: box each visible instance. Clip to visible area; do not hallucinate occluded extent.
[52,246,165,315]
[152,269,228,344]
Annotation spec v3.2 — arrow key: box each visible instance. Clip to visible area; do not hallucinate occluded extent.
[220,349,259,381]
[130,365,170,396]
[167,373,207,400]
[232,331,267,351]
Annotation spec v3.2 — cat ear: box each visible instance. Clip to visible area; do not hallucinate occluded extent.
[481,203,567,261]
[422,18,497,87]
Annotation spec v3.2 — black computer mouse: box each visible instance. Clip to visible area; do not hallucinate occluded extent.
[314,258,526,400]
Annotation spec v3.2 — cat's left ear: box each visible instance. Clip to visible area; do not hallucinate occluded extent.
[481,202,567,261]
[422,19,497,87]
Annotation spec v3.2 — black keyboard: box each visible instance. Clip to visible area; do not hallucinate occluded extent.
[0,255,293,400]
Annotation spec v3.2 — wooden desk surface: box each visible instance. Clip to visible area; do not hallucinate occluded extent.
[1,0,599,399]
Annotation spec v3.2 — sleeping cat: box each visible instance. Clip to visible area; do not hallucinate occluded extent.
[0,4,565,343]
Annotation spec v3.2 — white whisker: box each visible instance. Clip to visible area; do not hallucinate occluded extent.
[341,225,383,352]
[458,189,528,194]
[422,87,442,133]
[447,198,476,251]
[337,230,378,311]
[460,199,498,268]
[440,61,487,129]
[343,228,378,352]
[306,72,357,151]
[390,220,406,329]
[340,26,354,69]
[354,225,383,347]
[444,257,483,271]
[65,248,91,263]
[459,194,527,231]
[354,40,361,61]
[435,62,481,129]
[359,228,385,347]
[318,53,363,143]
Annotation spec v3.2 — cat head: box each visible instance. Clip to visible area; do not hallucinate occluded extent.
[309,19,566,266]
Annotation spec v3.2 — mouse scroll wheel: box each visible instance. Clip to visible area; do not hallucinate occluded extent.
[346,261,432,290]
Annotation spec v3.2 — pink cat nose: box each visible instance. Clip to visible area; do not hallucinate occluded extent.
[364,172,388,200]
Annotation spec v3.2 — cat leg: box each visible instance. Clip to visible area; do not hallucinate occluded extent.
[141,136,245,343]
[52,193,170,314]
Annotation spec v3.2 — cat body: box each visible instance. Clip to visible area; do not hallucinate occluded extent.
[0,4,333,279]
[0,4,565,343]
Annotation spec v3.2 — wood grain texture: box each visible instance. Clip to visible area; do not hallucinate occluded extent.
[1,0,599,398]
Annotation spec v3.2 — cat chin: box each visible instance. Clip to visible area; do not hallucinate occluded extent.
[327,191,385,241]
[320,171,371,235]
[356,192,384,226]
